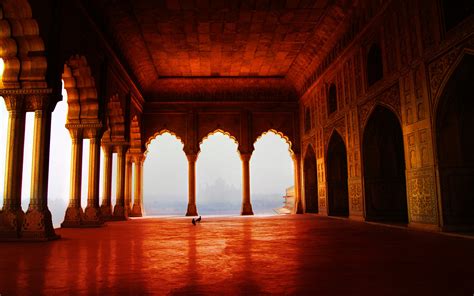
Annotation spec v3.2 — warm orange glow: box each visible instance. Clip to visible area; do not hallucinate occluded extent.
[0,58,4,88]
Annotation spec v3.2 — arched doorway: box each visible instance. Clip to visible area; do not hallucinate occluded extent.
[197,131,242,215]
[363,106,408,222]
[327,131,349,217]
[144,132,188,215]
[251,130,294,215]
[303,145,318,213]
[436,54,474,230]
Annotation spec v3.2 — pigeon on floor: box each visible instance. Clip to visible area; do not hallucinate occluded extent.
[192,218,196,226]
[196,216,201,222]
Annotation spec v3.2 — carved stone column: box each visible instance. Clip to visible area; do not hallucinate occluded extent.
[240,153,254,215]
[61,128,84,227]
[113,145,128,220]
[0,95,26,239]
[186,153,198,216]
[124,154,133,215]
[22,94,59,240]
[83,129,104,226]
[131,155,144,217]
[100,145,113,219]
[293,153,304,214]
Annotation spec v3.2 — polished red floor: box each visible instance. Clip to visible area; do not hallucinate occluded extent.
[0,215,473,295]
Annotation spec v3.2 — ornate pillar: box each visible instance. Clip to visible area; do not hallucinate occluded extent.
[240,153,254,215]
[293,153,304,214]
[100,145,113,219]
[113,145,127,220]
[61,128,84,227]
[0,95,26,238]
[83,129,104,226]
[186,153,198,216]
[124,154,133,215]
[131,155,144,217]
[22,94,59,240]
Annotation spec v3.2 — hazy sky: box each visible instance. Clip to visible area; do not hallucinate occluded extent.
[0,79,294,221]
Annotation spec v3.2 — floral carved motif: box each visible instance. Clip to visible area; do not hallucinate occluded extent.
[406,168,438,224]
[428,48,461,102]
[348,179,362,213]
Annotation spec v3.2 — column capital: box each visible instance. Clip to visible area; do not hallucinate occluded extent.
[67,128,83,141]
[83,126,104,140]
[186,153,198,163]
[114,144,129,155]
[3,94,25,112]
[240,152,252,162]
[131,153,145,164]
[24,93,60,112]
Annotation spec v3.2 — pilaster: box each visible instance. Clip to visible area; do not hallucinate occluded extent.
[240,152,254,216]
[22,93,60,240]
[112,145,128,220]
[185,153,198,216]
[100,145,113,219]
[83,128,104,226]
[61,128,84,227]
[0,95,26,239]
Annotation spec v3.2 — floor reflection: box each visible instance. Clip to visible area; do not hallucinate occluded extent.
[0,216,473,295]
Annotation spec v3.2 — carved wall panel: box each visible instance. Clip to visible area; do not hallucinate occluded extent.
[348,178,363,214]
[143,113,188,149]
[406,168,438,224]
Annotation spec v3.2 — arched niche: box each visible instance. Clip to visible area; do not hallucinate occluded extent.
[362,105,408,222]
[303,144,318,213]
[326,131,349,217]
[435,54,474,230]
[366,43,383,87]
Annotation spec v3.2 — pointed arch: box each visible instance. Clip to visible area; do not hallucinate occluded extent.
[326,130,349,217]
[435,53,474,229]
[199,129,239,148]
[105,94,125,142]
[62,55,99,124]
[362,105,407,222]
[0,0,47,89]
[130,115,142,154]
[145,129,185,153]
[303,143,318,213]
[253,129,293,155]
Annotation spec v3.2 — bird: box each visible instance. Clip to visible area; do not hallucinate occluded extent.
[196,216,201,222]
[192,218,196,226]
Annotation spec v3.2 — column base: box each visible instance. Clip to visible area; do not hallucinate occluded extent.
[294,199,304,214]
[61,207,83,228]
[0,209,25,240]
[186,204,198,216]
[82,206,104,227]
[111,205,127,221]
[130,204,143,217]
[241,203,254,216]
[22,208,60,241]
[100,204,113,220]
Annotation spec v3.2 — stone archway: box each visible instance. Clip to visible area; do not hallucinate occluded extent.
[436,54,474,230]
[327,131,349,217]
[362,106,407,222]
[303,145,318,213]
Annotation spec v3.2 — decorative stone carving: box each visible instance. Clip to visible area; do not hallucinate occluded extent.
[358,82,401,129]
[428,48,461,101]
[406,168,438,224]
[348,179,363,213]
